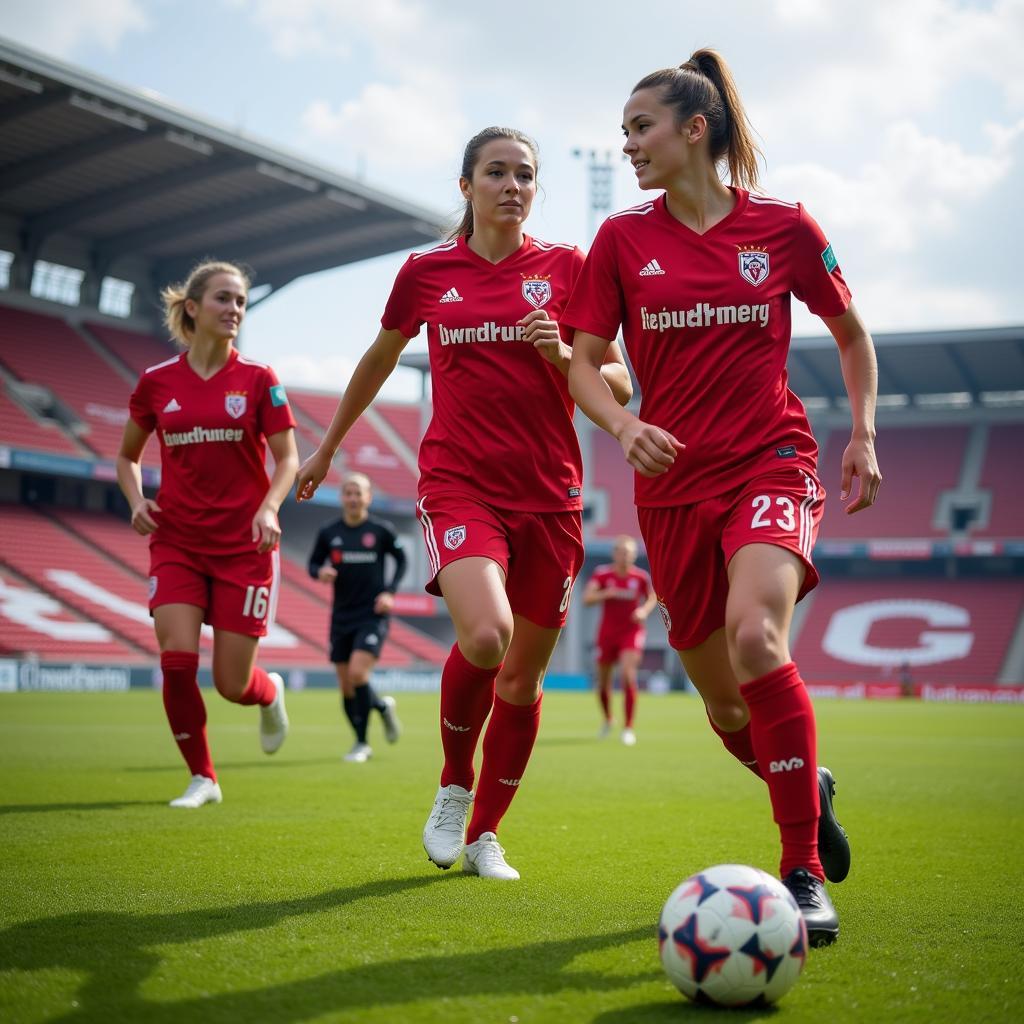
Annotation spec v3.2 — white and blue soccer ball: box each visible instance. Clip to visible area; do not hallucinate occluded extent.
[659,863,808,1007]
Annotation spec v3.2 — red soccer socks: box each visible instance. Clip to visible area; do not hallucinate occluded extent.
[623,682,637,729]
[438,644,498,790]
[740,662,823,880]
[237,665,277,706]
[160,651,215,782]
[467,694,542,844]
[705,709,763,778]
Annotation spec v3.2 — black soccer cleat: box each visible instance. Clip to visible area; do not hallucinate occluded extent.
[817,766,851,883]
[783,867,839,948]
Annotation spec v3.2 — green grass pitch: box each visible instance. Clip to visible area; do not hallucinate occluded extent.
[1,689,1022,1023]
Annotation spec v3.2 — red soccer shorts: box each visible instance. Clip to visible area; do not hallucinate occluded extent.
[416,492,584,629]
[597,629,646,665]
[638,467,824,651]
[149,540,278,637]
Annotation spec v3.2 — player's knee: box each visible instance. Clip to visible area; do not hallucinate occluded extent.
[460,622,512,668]
[212,669,247,702]
[497,667,542,705]
[707,699,748,731]
[729,614,785,677]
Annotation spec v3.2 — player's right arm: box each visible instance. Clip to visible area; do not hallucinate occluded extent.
[116,419,161,535]
[569,331,683,478]
[295,327,411,501]
[307,527,336,582]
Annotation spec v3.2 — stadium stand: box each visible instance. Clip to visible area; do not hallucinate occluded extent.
[817,424,970,539]
[590,427,640,539]
[1,504,161,654]
[793,579,1024,684]
[85,322,177,377]
[291,391,418,498]
[975,423,1024,539]
[0,384,82,456]
[375,401,424,456]
[0,305,159,467]
[0,564,139,661]
[1,39,1021,690]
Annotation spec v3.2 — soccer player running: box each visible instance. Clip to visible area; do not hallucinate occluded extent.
[564,51,880,945]
[296,127,631,879]
[117,260,298,809]
[308,471,406,762]
[582,535,656,744]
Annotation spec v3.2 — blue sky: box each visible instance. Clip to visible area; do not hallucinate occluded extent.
[2,0,1022,401]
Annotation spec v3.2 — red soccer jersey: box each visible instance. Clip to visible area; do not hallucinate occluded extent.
[382,234,585,512]
[128,348,296,555]
[562,189,851,507]
[592,564,651,640]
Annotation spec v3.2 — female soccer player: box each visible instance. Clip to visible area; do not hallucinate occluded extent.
[308,471,406,762]
[297,126,631,879]
[564,50,880,945]
[582,535,656,744]
[117,260,298,809]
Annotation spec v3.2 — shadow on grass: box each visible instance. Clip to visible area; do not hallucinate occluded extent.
[0,800,166,815]
[0,874,660,1021]
[592,997,782,1022]
[122,757,342,773]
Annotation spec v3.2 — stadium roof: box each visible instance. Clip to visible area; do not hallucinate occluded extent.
[0,38,444,306]
[400,324,1024,409]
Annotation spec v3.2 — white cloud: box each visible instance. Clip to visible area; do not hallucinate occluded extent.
[769,117,1021,252]
[225,0,438,60]
[300,72,468,171]
[0,0,148,56]
[756,0,1024,146]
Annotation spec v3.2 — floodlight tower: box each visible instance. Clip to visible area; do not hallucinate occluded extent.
[572,148,615,243]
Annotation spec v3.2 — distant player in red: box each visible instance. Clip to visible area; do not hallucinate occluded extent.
[565,50,881,945]
[117,260,299,809]
[297,126,631,879]
[582,536,656,744]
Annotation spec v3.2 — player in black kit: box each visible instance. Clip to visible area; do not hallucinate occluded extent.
[309,472,408,762]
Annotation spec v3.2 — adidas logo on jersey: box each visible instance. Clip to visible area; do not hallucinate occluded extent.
[439,287,463,303]
[163,398,182,412]
[639,259,666,276]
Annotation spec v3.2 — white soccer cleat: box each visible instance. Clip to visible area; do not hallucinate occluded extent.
[260,672,289,754]
[343,742,373,763]
[598,721,612,739]
[621,727,637,746]
[422,784,473,869]
[169,774,222,809]
[380,695,402,744]
[462,831,520,880]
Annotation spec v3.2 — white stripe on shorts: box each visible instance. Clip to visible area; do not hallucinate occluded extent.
[798,471,818,559]
[417,497,441,577]
[268,548,281,628]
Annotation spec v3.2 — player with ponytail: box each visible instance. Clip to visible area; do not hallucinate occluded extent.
[565,49,881,946]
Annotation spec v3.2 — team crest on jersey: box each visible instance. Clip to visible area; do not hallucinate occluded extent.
[444,525,466,550]
[521,275,552,308]
[737,247,770,287]
[224,391,247,419]
[362,532,376,548]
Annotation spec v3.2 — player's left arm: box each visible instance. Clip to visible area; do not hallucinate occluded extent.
[822,303,882,515]
[253,428,300,553]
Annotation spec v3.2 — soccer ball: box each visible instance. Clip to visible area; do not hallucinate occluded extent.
[658,863,807,1007]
